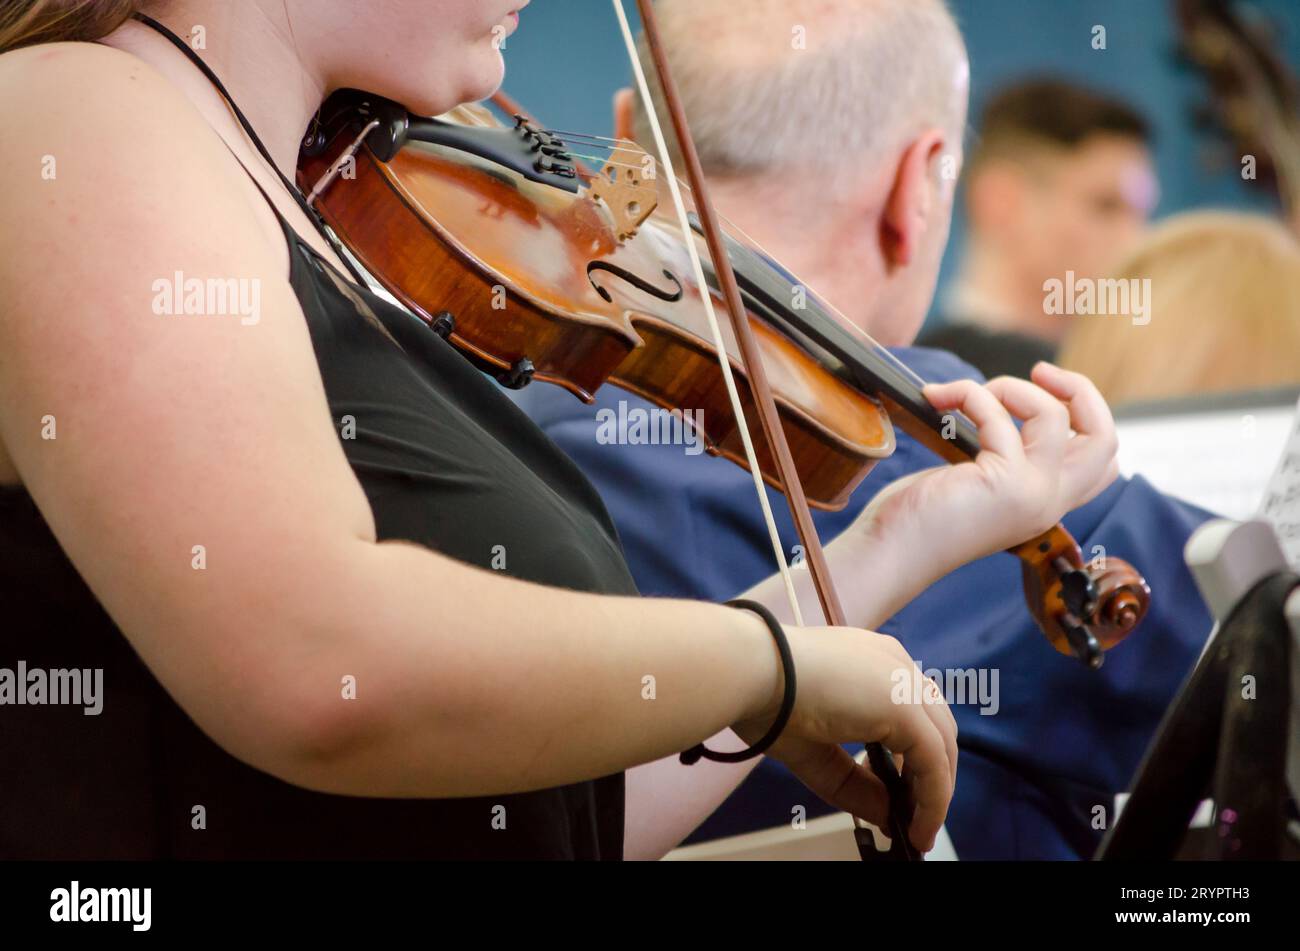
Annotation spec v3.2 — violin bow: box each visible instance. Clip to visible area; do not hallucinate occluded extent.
[613,0,921,861]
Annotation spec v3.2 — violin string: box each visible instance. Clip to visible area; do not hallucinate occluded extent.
[552,122,919,391]
[639,167,934,392]
[611,0,806,628]
[566,152,647,170]
[692,206,930,389]
[581,161,896,374]
[542,128,640,146]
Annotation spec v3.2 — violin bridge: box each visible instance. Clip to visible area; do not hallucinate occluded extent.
[584,145,659,242]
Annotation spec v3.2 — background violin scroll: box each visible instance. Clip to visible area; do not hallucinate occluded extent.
[1177,0,1300,233]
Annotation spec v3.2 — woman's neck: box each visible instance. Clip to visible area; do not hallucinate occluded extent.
[104,2,326,183]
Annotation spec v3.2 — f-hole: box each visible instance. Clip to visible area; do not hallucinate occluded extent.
[587,262,684,304]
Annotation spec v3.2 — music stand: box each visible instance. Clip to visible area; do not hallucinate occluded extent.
[1097,519,1300,860]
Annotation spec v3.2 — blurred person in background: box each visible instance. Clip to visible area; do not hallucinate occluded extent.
[920,78,1159,379]
[1058,210,1300,408]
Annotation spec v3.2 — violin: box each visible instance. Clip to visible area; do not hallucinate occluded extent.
[296,0,1150,860]
[296,90,1150,667]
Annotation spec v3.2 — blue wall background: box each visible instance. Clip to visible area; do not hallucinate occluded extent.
[500,0,1300,323]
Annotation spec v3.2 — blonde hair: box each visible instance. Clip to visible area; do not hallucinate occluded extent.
[0,0,142,55]
[1057,211,1300,407]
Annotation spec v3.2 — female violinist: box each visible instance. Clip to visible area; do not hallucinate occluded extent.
[0,0,1118,859]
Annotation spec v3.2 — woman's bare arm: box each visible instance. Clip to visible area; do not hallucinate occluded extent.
[0,43,783,798]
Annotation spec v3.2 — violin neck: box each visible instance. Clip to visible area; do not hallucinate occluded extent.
[694,219,983,461]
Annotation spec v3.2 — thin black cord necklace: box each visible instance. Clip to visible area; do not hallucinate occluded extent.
[132,12,370,286]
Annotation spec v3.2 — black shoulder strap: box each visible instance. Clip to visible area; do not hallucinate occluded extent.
[132,12,369,285]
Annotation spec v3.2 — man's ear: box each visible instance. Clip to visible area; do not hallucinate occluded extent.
[881,128,947,269]
[613,88,636,143]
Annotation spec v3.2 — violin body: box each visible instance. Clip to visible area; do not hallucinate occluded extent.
[299,95,894,510]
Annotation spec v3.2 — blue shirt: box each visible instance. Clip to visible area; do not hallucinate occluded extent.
[512,346,1216,859]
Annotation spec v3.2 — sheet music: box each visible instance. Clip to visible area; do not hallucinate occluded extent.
[1257,398,1300,569]
[1115,404,1296,520]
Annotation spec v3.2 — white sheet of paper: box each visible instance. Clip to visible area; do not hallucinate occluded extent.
[1256,397,1300,569]
[1116,403,1296,520]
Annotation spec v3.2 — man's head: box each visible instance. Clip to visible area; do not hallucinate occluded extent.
[614,0,969,346]
[960,79,1157,339]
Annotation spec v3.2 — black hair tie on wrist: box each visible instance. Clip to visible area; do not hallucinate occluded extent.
[679,599,797,765]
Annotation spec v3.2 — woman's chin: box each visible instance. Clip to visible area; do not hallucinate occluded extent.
[466,54,508,105]
[406,65,505,115]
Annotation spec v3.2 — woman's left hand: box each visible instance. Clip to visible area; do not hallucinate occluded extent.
[850,362,1120,583]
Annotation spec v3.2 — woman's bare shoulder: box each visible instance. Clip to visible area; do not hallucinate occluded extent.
[0,40,222,166]
[0,39,160,94]
[0,38,277,277]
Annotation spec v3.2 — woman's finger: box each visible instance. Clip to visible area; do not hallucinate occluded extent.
[983,375,1071,471]
[884,703,954,851]
[870,644,959,805]
[923,380,1024,463]
[917,668,959,791]
[785,739,891,828]
[1031,362,1116,439]
[1030,362,1120,502]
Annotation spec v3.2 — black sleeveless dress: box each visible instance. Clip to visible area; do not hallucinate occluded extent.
[0,203,639,859]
